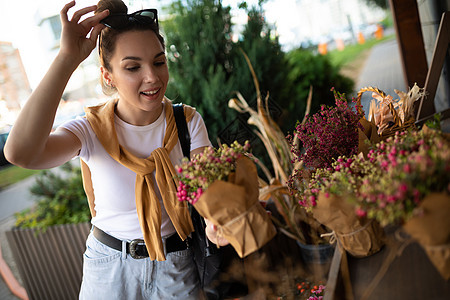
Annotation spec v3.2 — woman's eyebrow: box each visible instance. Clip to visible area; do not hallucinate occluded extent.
[155,51,165,58]
[121,52,165,61]
[122,56,141,61]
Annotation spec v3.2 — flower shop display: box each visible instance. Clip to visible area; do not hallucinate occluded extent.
[176,141,276,258]
[297,155,385,258]
[287,89,384,258]
[354,127,450,279]
[228,51,329,247]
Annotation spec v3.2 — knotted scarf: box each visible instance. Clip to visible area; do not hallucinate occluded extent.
[81,97,195,261]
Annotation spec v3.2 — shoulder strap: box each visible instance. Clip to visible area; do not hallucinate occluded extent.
[173,105,222,289]
[173,103,191,158]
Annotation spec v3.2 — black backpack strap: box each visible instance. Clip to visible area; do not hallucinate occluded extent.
[172,103,223,292]
[173,103,191,158]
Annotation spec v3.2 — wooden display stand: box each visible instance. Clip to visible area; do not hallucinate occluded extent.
[325,228,450,300]
[415,11,450,127]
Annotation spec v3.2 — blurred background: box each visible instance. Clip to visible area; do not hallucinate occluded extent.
[0,0,449,167]
[0,0,386,138]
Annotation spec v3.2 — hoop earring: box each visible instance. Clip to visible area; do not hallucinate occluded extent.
[106,79,115,88]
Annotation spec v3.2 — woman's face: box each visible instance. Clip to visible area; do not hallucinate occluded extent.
[102,30,169,125]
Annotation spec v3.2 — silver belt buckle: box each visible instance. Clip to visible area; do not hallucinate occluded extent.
[129,239,147,259]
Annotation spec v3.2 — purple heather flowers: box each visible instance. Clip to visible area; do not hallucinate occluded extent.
[287,88,363,198]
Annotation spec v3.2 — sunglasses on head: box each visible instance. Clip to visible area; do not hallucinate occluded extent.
[100,9,158,30]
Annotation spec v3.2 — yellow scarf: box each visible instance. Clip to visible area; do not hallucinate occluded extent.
[81,97,195,261]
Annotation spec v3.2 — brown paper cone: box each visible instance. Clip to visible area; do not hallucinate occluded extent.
[313,193,384,257]
[359,118,380,144]
[194,156,277,258]
[422,125,450,143]
[423,245,450,280]
[358,118,381,156]
[403,193,450,279]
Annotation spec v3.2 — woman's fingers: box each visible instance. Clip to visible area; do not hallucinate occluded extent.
[70,5,98,24]
[89,23,105,44]
[205,220,230,247]
[60,1,76,24]
[81,9,109,29]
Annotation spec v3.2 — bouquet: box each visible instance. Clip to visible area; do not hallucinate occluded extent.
[176,141,250,205]
[296,155,385,257]
[353,127,450,279]
[288,88,364,176]
[356,128,450,225]
[287,89,384,257]
[176,141,277,258]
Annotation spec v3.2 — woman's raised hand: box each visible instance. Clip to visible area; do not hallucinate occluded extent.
[59,1,109,66]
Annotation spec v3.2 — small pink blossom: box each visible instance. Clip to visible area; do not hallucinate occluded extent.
[355,208,367,218]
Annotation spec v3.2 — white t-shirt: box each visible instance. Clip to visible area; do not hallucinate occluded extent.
[60,101,211,240]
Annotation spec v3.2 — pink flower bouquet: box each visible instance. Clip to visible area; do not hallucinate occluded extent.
[356,127,450,279]
[287,89,384,257]
[176,141,276,258]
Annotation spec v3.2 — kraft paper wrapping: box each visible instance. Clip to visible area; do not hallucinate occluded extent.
[403,193,450,280]
[194,156,277,258]
[358,118,381,156]
[312,192,384,257]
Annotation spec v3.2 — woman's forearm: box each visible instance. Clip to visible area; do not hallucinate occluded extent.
[4,53,79,167]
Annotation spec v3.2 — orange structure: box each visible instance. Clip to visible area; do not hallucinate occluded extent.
[318,42,328,55]
[375,24,384,39]
[357,31,365,44]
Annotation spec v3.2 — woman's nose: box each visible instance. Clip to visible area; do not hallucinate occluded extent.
[143,67,158,82]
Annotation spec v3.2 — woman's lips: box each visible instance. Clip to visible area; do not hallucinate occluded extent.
[140,88,160,99]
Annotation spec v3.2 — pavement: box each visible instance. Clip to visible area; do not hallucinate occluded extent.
[353,37,407,118]
[0,176,36,300]
[0,38,406,300]
[0,217,24,300]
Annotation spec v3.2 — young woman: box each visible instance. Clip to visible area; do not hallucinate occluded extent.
[5,0,227,298]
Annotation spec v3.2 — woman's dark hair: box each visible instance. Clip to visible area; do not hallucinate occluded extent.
[95,0,165,94]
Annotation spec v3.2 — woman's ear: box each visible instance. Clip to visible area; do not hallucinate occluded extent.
[101,66,113,86]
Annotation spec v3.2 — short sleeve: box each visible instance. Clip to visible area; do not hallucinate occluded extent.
[187,111,212,151]
[58,116,94,160]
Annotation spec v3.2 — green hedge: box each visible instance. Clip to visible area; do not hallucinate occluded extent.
[14,162,90,230]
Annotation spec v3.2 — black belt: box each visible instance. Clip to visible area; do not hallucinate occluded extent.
[92,226,189,259]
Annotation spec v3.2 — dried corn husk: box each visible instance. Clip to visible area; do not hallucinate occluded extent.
[357,84,424,140]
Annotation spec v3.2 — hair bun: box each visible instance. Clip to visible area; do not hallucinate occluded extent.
[95,0,127,15]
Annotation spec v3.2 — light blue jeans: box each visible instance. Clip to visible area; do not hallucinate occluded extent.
[79,232,203,299]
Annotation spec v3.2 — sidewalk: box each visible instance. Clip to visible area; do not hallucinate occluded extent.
[0,173,37,300]
[353,38,406,116]
[0,217,23,300]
